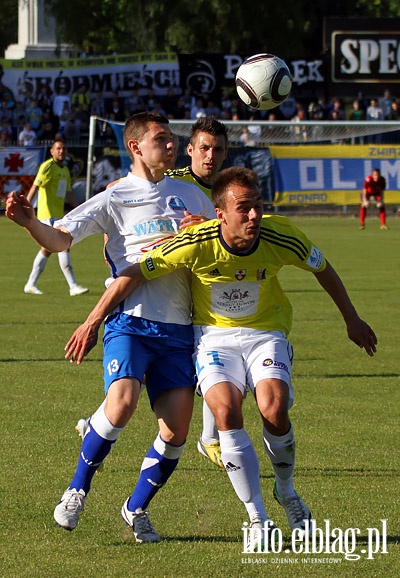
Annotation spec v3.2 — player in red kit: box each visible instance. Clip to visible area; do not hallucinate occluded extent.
[360,168,388,230]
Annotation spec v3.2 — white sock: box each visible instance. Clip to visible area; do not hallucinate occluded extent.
[219,428,268,522]
[27,251,48,286]
[90,400,124,441]
[200,400,219,445]
[263,424,296,498]
[58,251,77,288]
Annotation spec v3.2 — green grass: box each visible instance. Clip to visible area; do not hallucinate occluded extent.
[0,214,399,578]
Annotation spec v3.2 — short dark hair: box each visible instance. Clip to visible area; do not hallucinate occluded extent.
[123,111,169,155]
[211,166,260,208]
[190,116,228,147]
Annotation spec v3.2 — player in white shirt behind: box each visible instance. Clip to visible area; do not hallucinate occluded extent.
[5,112,215,543]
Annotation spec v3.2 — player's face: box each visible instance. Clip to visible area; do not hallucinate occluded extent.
[187,132,227,185]
[130,122,175,174]
[216,184,263,251]
[372,170,380,181]
[51,142,66,164]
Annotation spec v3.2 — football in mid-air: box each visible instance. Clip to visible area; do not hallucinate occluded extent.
[235,53,292,110]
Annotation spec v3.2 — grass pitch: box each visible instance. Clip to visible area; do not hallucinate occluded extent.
[0,214,399,578]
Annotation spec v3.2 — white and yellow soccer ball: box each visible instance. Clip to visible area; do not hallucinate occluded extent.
[235,53,292,111]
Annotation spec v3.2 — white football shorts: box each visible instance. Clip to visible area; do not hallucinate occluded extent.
[193,326,294,407]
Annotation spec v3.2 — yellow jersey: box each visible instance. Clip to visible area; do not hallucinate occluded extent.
[34,158,71,220]
[165,166,212,200]
[140,215,326,335]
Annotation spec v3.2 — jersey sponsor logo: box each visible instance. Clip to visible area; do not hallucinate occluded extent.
[145,256,155,272]
[235,269,247,280]
[122,198,145,204]
[262,358,289,373]
[168,196,187,211]
[212,282,258,318]
[306,246,323,270]
[133,219,178,236]
[257,268,266,280]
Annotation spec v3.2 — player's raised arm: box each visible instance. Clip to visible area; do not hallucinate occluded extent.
[5,192,72,252]
[313,261,377,357]
[65,263,146,364]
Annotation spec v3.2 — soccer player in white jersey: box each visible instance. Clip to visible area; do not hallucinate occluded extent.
[61,166,377,540]
[5,112,215,543]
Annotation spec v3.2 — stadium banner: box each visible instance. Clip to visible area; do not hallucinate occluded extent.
[271,144,400,206]
[0,146,45,208]
[0,53,180,101]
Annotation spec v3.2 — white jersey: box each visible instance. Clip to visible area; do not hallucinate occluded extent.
[57,172,215,324]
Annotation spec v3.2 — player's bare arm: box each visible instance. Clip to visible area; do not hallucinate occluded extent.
[313,261,377,357]
[6,192,72,252]
[65,263,146,364]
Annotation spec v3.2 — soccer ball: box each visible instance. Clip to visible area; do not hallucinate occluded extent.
[235,53,292,111]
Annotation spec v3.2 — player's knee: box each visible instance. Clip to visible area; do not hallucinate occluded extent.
[213,402,243,430]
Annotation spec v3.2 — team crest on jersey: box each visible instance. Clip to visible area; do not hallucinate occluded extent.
[257,269,266,280]
[235,269,246,281]
[168,196,187,211]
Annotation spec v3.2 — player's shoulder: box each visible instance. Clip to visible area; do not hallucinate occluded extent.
[164,173,204,195]
[39,157,54,172]
[165,166,191,179]
[260,214,299,232]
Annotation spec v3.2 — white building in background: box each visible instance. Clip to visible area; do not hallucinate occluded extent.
[5,0,72,59]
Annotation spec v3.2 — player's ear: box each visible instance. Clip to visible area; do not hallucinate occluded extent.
[186,142,193,157]
[215,207,225,223]
[128,139,141,155]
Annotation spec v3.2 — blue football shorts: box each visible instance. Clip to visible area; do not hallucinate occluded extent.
[103,313,196,407]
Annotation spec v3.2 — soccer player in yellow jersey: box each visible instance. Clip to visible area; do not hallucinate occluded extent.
[24,139,88,296]
[62,166,377,540]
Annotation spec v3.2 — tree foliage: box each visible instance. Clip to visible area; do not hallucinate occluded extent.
[2,0,400,59]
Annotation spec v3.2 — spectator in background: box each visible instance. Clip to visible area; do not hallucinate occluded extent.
[37,84,53,111]
[0,118,12,145]
[355,91,368,115]
[162,88,178,117]
[108,98,125,122]
[220,89,232,116]
[71,83,91,112]
[58,101,73,134]
[124,88,144,116]
[142,88,157,111]
[53,87,71,125]
[327,99,345,120]
[18,122,36,146]
[91,91,106,117]
[349,100,366,121]
[63,118,81,143]
[182,87,195,112]
[26,98,43,132]
[366,98,384,143]
[378,89,393,120]
[205,99,221,118]
[190,98,206,120]
[0,99,13,123]
[279,96,297,120]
